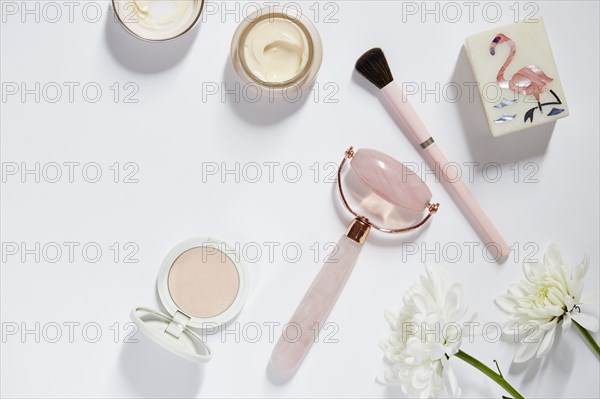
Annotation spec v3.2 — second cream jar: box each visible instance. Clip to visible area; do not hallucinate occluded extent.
[230,6,323,96]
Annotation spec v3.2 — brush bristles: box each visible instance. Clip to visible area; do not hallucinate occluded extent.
[355,48,394,89]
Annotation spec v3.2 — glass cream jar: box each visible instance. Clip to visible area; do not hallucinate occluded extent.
[112,0,204,42]
[230,6,323,96]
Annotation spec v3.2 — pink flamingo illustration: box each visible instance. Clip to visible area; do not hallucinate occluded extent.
[490,33,563,122]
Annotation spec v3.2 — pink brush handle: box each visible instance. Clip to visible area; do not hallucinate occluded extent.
[270,235,363,373]
[381,83,509,261]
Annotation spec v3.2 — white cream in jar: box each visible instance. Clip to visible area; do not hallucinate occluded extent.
[132,0,193,30]
[231,7,323,95]
[113,0,203,41]
[242,16,311,84]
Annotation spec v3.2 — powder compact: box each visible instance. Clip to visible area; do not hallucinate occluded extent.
[130,238,249,362]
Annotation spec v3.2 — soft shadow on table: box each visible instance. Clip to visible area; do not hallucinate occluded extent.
[104,7,199,74]
[506,328,574,391]
[266,362,295,385]
[384,383,404,398]
[223,60,310,125]
[119,334,204,397]
[573,325,600,361]
[452,46,554,166]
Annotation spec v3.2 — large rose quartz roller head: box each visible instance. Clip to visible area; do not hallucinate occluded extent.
[270,147,439,375]
[350,148,432,212]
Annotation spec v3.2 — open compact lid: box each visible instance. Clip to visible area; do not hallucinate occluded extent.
[130,307,212,363]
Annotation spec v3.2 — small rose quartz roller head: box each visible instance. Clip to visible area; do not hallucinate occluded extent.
[270,146,439,375]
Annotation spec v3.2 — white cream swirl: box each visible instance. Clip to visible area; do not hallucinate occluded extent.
[243,17,310,83]
[132,0,193,30]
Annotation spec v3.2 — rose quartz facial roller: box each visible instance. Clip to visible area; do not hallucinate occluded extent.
[270,147,439,374]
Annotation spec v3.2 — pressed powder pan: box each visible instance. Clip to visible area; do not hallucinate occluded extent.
[131,237,249,362]
[167,246,240,318]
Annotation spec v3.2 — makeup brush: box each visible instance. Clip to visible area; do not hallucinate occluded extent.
[355,48,509,261]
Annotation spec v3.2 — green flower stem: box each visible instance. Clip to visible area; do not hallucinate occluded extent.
[573,320,600,358]
[455,350,524,399]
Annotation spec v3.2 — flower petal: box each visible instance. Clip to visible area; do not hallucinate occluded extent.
[514,339,542,363]
[495,295,517,314]
[562,313,572,332]
[443,363,462,398]
[502,324,519,337]
[571,255,589,281]
[570,255,590,299]
[448,305,468,323]
[545,304,566,318]
[412,293,429,315]
[513,328,544,363]
[546,288,567,309]
[507,283,527,298]
[536,323,557,358]
[385,309,401,328]
[430,342,447,360]
[539,318,558,330]
[443,287,460,315]
[544,243,568,270]
[571,312,599,332]
[376,371,399,385]
[523,261,541,282]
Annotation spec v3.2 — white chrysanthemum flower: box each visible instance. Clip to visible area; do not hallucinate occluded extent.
[495,243,599,363]
[379,266,469,398]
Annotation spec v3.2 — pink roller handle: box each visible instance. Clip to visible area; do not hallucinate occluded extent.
[270,234,364,373]
[381,82,509,261]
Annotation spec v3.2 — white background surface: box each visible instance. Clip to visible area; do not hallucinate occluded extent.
[1,0,599,397]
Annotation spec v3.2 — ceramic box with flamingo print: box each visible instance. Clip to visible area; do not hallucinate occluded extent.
[465,18,568,137]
